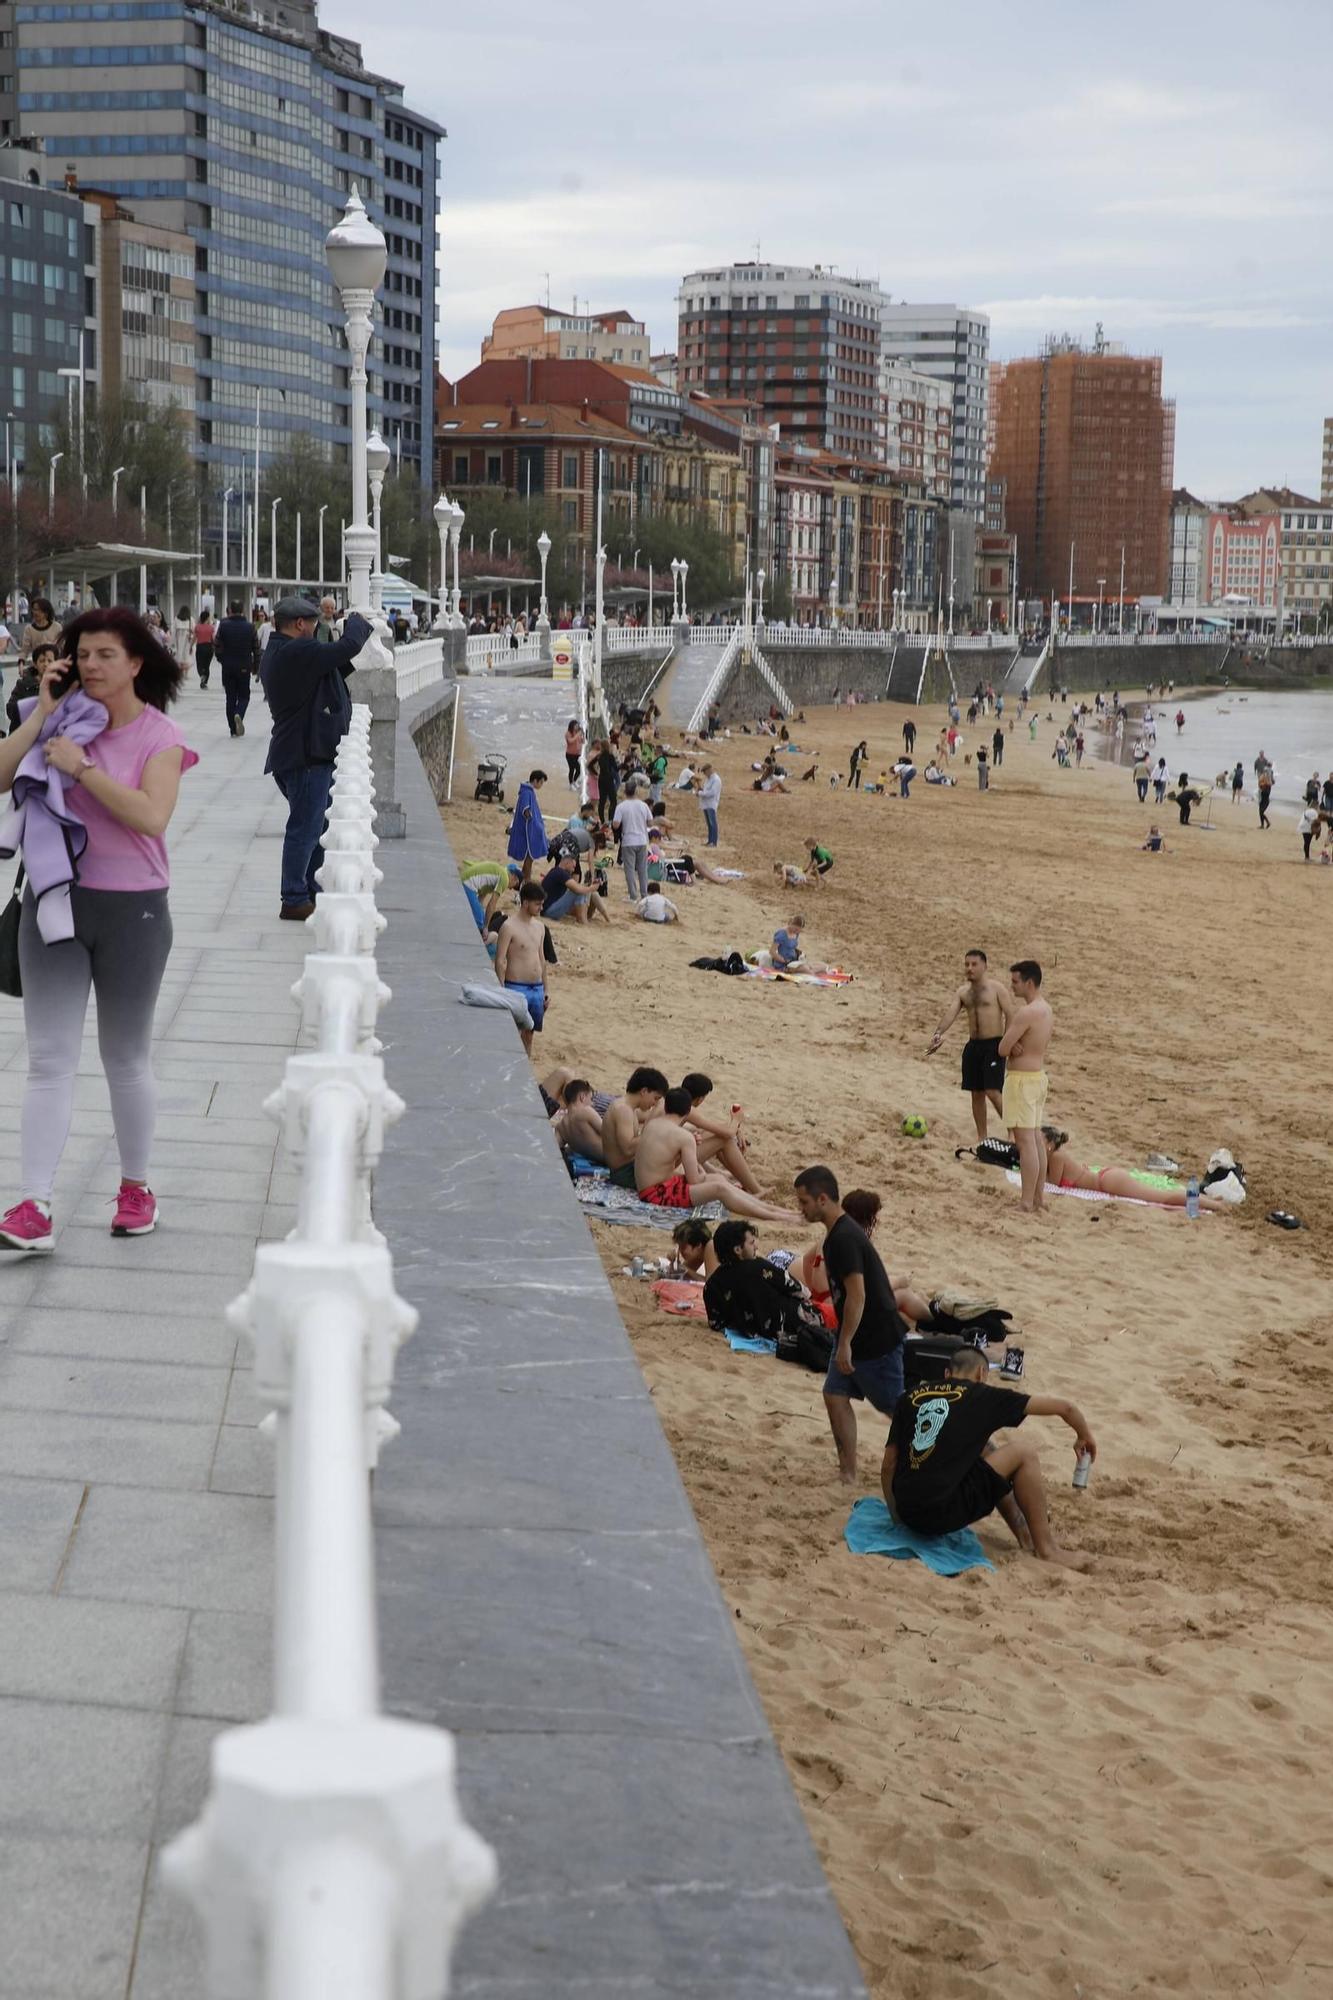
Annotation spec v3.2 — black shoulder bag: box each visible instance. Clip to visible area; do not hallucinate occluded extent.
[0,864,24,998]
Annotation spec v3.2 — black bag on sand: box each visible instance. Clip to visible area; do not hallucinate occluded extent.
[775,1298,835,1373]
[955,1139,1019,1170]
[903,1335,967,1388]
[0,866,24,998]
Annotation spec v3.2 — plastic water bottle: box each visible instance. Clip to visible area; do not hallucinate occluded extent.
[1185,1177,1200,1219]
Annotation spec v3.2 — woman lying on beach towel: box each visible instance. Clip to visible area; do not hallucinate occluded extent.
[1041,1128,1237,1210]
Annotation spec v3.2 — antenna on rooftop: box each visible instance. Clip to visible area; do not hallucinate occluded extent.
[542,271,550,307]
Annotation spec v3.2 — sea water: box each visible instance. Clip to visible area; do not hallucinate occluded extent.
[1096,690,1333,812]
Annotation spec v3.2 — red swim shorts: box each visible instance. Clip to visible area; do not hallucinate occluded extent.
[640,1174,692,1210]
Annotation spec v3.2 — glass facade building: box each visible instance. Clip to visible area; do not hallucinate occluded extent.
[0,150,91,477]
[14,0,441,557]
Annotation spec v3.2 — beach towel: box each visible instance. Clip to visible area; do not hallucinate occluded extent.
[459,982,531,1029]
[575,1180,727,1228]
[1004,1169,1185,1208]
[506,781,547,866]
[844,1497,994,1576]
[653,1278,707,1318]
[725,1329,777,1355]
[744,963,854,988]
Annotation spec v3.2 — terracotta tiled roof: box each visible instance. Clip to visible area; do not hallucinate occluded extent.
[434,403,640,443]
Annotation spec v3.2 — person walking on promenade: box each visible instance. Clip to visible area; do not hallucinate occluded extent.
[19,596,57,662]
[261,592,371,921]
[172,605,193,668]
[192,608,216,689]
[697,762,722,846]
[0,608,196,1250]
[214,600,259,737]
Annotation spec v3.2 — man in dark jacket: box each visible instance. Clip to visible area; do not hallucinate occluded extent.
[262,593,371,920]
[214,599,260,738]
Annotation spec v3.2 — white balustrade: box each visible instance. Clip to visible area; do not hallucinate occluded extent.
[687,631,742,735]
[601,625,673,655]
[394,637,445,697]
[162,706,495,1998]
[463,631,545,674]
[749,644,795,715]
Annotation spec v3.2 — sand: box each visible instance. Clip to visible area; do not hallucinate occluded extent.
[445,691,1333,1998]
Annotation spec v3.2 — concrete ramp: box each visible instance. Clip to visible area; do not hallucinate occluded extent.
[658,638,729,729]
[459,674,578,795]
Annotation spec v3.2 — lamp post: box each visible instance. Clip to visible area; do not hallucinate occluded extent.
[324,186,387,626]
[1096,576,1106,633]
[317,504,328,591]
[432,494,452,632]
[366,427,389,613]
[592,540,607,731]
[1117,543,1125,635]
[449,499,465,628]
[679,559,689,621]
[669,557,680,619]
[756,565,766,627]
[295,510,302,591]
[221,486,234,592]
[536,528,551,632]
[48,451,63,518]
[270,495,282,591]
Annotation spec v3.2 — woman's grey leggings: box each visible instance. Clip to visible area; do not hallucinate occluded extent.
[18,887,173,1201]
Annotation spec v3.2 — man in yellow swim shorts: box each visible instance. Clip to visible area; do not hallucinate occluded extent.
[998,961,1054,1214]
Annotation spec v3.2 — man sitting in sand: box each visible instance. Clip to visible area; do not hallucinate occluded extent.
[494,882,550,1053]
[670,1217,717,1279]
[1042,1127,1239,1209]
[772,914,828,974]
[926,947,1017,1142]
[552,1078,606,1164]
[601,1066,670,1189]
[883,1347,1095,1568]
[679,1072,767,1197]
[998,960,1053,1215]
[633,1090,802,1221]
[540,852,611,925]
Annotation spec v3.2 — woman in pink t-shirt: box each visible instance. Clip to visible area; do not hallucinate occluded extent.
[0,608,196,1251]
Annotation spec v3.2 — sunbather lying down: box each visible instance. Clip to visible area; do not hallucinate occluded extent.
[1041,1128,1238,1210]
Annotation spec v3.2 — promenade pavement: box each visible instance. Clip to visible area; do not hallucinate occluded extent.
[0,677,298,1999]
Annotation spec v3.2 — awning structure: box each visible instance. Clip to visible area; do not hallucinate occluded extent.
[46,542,201,581]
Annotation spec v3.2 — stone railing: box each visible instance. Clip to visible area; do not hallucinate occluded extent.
[162,706,495,1995]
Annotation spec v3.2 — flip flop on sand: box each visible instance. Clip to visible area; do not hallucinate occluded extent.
[1266,1210,1305,1231]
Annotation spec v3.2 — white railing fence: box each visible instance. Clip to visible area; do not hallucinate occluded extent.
[749,644,796,716]
[394,636,446,698]
[687,631,741,735]
[163,706,495,1997]
[464,631,545,673]
[602,625,673,656]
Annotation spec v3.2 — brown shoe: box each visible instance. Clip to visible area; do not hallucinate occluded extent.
[279,902,316,921]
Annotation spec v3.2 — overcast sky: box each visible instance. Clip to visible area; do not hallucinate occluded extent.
[327,0,1332,499]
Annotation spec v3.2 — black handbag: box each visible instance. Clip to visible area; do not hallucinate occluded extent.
[0,865,24,998]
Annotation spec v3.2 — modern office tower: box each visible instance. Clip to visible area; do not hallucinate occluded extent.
[989,334,1175,602]
[677,261,887,462]
[879,302,990,519]
[15,0,441,528]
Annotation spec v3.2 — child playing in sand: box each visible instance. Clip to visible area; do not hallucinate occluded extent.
[1141,825,1167,853]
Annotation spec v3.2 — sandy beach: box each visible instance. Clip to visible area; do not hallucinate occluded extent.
[446,690,1333,1998]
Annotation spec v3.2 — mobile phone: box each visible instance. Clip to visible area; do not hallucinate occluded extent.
[50,661,78,696]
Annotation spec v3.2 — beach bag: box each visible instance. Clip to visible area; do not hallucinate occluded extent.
[955,1139,1019,1170]
[775,1296,835,1373]
[0,864,23,998]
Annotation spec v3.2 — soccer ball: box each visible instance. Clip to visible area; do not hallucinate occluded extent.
[902,1114,928,1139]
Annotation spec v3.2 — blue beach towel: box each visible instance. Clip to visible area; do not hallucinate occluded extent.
[725,1329,777,1355]
[843,1497,994,1576]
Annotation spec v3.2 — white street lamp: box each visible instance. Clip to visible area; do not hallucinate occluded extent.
[432,493,452,633]
[756,566,766,626]
[366,427,390,613]
[270,495,282,589]
[111,464,126,519]
[1096,576,1106,632]
[317,503,328,590]
[669,557,681,618]
[536,528,552,631]
[324,186,387,625]
[295,510,302,589]
[679,559,689,621]
[449,499,465,628]
[48,451,63,518]
[221,486,234,590]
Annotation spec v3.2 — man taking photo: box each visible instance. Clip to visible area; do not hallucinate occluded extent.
[262,592,371,920]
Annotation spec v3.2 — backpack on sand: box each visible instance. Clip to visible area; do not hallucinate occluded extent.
[955,1139,1019,1171]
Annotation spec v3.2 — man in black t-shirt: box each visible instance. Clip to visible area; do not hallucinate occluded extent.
[884,1348,1095,1569]
[703,1221,799,1338]
[795,1164,908,1483]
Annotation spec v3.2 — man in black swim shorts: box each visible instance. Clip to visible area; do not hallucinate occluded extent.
[926,949,1017,1140]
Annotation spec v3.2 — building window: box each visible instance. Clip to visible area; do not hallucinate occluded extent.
[452,452,467,482]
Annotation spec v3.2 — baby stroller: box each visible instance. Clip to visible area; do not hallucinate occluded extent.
[474,752,507,804]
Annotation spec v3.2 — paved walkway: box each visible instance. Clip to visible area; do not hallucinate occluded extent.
[0,678,303,1999]
[457,672,579,790]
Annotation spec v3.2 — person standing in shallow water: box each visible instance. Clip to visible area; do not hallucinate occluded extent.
[0,608,197,1251]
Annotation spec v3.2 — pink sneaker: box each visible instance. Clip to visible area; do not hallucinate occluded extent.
[0,1199,54,1252]
[112,1183,158,1237]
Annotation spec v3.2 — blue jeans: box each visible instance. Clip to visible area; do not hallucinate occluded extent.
[703,807,719,846]
[274,763,334,908]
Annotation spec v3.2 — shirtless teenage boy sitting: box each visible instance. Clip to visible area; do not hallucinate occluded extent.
[553,1079,606,1164]
[634,1090,802,1222]
[998,959,1054,1214]
[926,947,1017,1140]
[600,1067,670,1190]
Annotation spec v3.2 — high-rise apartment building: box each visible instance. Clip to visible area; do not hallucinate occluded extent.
[481,305,649,370]
[0,144,94,480]
[14,0,441,523]
[677,262,886,461]
[879,303,989,519]
[988,336,1175,601]
[1322,417,1332,505]
[879,358,952,496]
